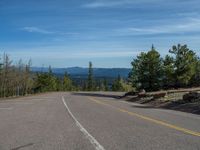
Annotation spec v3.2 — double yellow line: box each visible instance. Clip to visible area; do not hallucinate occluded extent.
[88,97,200,137]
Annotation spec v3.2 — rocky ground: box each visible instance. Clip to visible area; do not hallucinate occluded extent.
[123,90,200,115]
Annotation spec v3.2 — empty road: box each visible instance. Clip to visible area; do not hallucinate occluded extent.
[0,92,199,150]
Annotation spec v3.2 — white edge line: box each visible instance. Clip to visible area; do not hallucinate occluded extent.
[62,96,105,150]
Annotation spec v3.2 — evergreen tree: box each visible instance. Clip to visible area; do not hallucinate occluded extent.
[190,57,200,86]
[130,45,163,91]
[103,78,109,91]
[63,72,73,91]
[23,59,33,95]
[87,61,94,91]
[163,55,175,88]
[2,54,12,97]
[169,44,197,87]
[98,78,109,91]
[47,66,57,91]
[82,81,87,91]
[34,66,57,92]
[112,75,123,91]
[0,58,3,97]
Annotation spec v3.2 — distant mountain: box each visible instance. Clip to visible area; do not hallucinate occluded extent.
[31,67,131,78]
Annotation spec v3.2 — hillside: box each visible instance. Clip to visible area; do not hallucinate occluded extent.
[31,67,131,78]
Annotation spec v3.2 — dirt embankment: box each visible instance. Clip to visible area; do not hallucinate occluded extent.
[123,88,200,115]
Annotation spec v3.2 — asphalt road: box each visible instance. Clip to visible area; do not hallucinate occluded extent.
[0,92,199,150]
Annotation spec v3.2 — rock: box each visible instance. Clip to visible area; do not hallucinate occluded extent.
[138,89,146,98]
[124,91,138,97]
[183,92,200,103]
[152,92,167,99]
[140,89,146,93]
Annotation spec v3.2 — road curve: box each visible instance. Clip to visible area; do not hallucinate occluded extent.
[0,92,199,150]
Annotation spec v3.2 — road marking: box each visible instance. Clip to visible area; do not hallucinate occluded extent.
[62,96,105,150]
[88,97,200,137]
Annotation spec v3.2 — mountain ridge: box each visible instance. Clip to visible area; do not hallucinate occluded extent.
[31,67,131,78]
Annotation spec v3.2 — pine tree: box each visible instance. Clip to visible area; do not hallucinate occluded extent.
[163,55,175,88]
[112,75,123,91]
[169,44,197,87]
[2,54,12,97]
[130,45,163,91]
[87,61,94,91]
[0,57,3,97]
[63,72,73,91]
[103,78,109,91]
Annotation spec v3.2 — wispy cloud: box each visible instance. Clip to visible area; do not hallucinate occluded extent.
[117,18,200,36]
[177,12,200,17]
[82,0,165,8]
[21,27,54,34]
[83,1,127,8]
[83,0,200,8]
[21,27,79,36]
[60,32,79,35]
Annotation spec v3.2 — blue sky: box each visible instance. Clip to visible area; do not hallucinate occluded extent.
[0,0,200,68]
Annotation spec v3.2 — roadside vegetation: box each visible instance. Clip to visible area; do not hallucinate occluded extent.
[127,44,200,114]
[0,54,75,98]
[0,55,129,98]
[129,44,200,92]
[0,54,33,97]
[0,44,200,103]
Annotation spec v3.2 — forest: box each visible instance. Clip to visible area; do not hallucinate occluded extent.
[129,44,200,91]
[0,44,200,98]
[0,54,130,98]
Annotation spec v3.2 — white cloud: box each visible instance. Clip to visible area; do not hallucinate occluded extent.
[117,18,200,35]
[83,0,200,8]
[83,0,166,8]
[83,1,125,8]
[177,12,200,17]
[60,32,79,35]
[21,27,80,36]
[21,27,54,34]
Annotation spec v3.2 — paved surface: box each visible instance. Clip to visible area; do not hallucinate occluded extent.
[0,92,199,150]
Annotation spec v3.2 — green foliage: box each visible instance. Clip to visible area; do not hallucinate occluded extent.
[112,75,122,91]
[130,44,200,91]
[1,43,199,97]
[120,81,133,92]
[34,73,56,92]
[87,61,94,91]
[103,79,109,91]
[34,66,57,92]
[34,70,74,92]
[112,75,133,92]
[163,55,175,88]
[190,58,200,86]
[62,72,73,91]
[169,44,198,87]
[0,54,33,97]
[130,46,163,91]
[0,62,2,72]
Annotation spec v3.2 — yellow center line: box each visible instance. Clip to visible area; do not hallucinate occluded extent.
[88,97,200,137]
